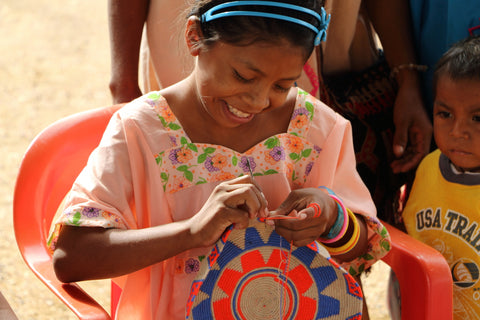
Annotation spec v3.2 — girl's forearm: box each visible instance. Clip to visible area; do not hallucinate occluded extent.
[53,220,196,283]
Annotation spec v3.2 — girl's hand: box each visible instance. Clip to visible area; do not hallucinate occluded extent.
[188,175,268,247]
[267,188,338,247]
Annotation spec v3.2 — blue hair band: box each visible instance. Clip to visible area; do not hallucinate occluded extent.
[201,1,330,46]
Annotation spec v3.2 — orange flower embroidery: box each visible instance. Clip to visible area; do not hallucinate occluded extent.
[214,171,236,181]
[286,135,304,154]
[291,114,308,129]
[171,177,192,192]
[211,154,227,170]
[176,148,193,163]
[264,152,277,165]
[159,105,176,122]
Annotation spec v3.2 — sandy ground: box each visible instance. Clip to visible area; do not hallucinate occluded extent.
[0,0,392,319]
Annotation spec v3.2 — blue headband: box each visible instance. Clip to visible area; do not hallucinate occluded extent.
[201,1,330,46]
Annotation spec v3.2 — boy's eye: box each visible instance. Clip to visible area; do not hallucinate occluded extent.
[436,111,451,119]
[473,114,480,122]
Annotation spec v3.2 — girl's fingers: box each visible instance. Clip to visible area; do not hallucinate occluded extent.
[221,177,268,218]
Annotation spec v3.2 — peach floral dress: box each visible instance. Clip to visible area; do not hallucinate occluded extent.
[49,88,390,320]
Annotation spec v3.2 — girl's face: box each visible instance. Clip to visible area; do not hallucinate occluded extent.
[433,75,480,172]
[193,38,305,128]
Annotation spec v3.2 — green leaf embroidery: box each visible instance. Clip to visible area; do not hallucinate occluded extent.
[180,137,188,145]
[381,226,388,236]
[204,147,216,154]
[160,172,169,182]
[263,169,278,175]
[168,123,181,130]
[362,253,375,261]
[198,153,207,164]
[305,101,314,119]
[184,170,194,182]
[289,153,299,160]
[187,144,198,152]
[147,92,160,100]
[348,266,358,276]
[381,239,391,252]
[196,177,207,185]
[358,263,365,274]
[232,155,238,166]
[265,137,279,149]
[302,148,312,158]
[71,211,82,226]
[159,116,167,127]
[177,165,189,172]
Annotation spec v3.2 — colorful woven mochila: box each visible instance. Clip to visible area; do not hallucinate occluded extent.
[185,219,363,319]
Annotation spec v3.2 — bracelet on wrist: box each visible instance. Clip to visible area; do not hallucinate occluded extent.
[390,63,427,79]
[319,194,348,244]
[322,208,360,256]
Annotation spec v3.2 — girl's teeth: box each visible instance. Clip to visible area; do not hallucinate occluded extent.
[228,104,250,118]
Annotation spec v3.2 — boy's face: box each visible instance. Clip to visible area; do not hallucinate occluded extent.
[433,75,480,172]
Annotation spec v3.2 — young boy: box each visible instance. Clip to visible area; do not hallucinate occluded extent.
[401,35,480,319]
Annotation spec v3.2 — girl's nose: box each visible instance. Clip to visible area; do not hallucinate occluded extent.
[244,86,271,111]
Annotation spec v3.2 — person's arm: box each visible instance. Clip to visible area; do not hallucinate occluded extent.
[53,175,268,283]
[53,221,196,283]
[108,0,150,104]
[365,0,432,173]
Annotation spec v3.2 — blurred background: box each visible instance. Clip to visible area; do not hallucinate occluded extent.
[0,0,391,318]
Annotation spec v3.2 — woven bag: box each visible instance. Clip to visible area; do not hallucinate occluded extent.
[186,219,363,319]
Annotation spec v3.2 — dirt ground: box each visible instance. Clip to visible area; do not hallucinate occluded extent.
[0,0,391,319]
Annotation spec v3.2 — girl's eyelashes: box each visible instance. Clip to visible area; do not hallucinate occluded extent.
[233,69,253,83]
[472,114,480,122]
[233,69,293,93]
[274,84,291,93]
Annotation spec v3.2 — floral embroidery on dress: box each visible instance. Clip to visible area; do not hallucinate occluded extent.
[47,206,126,253]
[341,215,391,276]
[150,90,322,193]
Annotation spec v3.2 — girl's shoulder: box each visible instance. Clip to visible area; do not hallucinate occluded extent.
[294,88,347,140]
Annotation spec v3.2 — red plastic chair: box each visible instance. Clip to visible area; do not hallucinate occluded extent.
[13,105,123,320]
[13,105,453,319]
[382,222,453,320]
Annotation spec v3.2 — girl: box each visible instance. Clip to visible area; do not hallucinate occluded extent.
[51,1,390,318]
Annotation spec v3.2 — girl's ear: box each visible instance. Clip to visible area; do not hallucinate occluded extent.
[185,16,203,56]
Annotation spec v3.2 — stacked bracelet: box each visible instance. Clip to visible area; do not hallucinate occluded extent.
[390,63,427,79]
[322,209,360,255]
[319,194,348,244]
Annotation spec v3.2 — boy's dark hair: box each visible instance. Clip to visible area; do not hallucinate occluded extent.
[433,35,480,95]
[188,0,324,61]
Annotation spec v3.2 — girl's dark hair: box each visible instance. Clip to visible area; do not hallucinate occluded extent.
[433,35,480,95]
[188,0,324,60]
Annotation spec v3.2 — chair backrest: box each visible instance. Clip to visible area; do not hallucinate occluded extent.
[13,105,122,320]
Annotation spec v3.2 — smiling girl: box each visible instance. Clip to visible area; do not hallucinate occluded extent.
[50,1,390,318]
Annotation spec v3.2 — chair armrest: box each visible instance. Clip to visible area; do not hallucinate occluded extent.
[381,222,452,320]
[31,259,111,320]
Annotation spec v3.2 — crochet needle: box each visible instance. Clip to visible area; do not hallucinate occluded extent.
[246,158,272,219]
